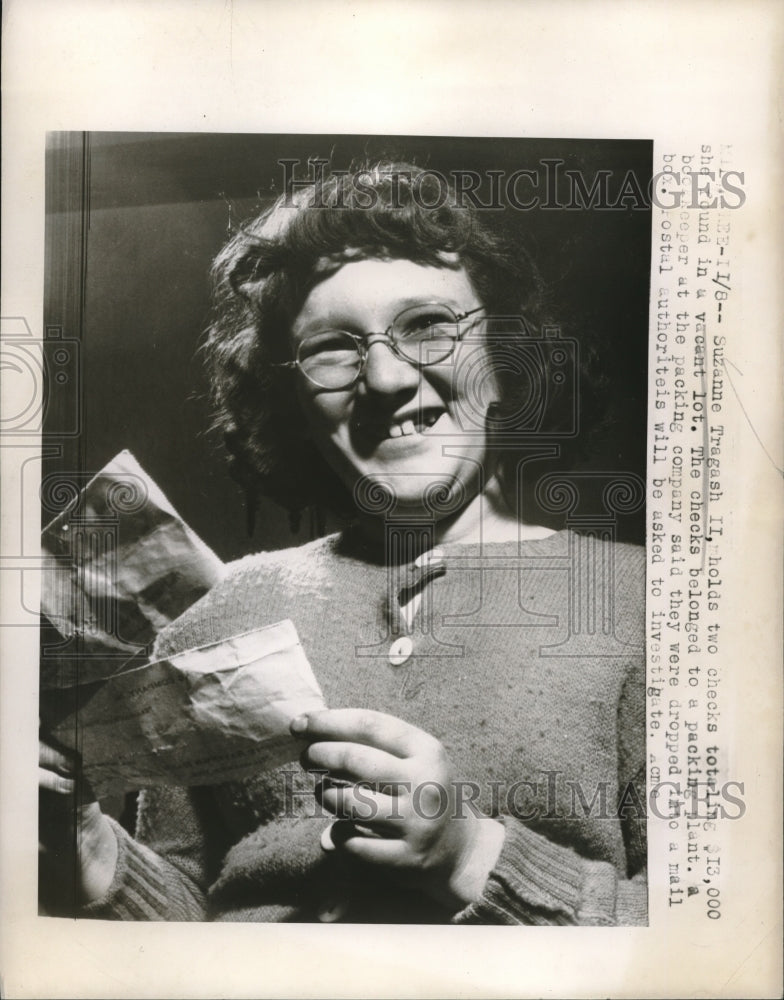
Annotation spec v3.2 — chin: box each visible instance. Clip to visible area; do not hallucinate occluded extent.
[348,465,476,522]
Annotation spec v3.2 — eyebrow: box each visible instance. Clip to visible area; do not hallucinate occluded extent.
[292,298,469,340]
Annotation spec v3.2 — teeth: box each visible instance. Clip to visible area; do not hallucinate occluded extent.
[384,413,442,439]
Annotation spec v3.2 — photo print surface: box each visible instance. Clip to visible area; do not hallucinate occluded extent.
[39,133,652,925]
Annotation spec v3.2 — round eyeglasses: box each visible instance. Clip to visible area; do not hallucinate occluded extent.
[275,303,485,390]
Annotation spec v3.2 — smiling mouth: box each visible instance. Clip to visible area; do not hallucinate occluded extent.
[385,410,443,439]
[354,408,446,448]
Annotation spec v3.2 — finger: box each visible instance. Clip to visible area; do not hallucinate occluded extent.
[321,820,392,853]
[340,832,410,867]
[39,766,75,795]
[320,819,377,852]
[317,781,406,828]
[291,709,432,757]
[39,741,75,776]
[304,740,410,785]
[39,725,84,757]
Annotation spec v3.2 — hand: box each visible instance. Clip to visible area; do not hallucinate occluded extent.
[291,708,505,909]
[39,732,117,909]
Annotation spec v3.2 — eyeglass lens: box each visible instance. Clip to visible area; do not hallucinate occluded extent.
[297,304,465,389]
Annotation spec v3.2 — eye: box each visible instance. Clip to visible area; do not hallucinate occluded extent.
[395,306,458,340]
[299,331,358,363]
[412,312,450,330]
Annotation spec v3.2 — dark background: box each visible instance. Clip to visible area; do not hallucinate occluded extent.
[44,133,652,556]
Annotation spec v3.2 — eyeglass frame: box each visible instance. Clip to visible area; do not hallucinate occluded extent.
[273,302,486,390]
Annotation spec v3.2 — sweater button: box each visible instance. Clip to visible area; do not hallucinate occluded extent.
[388,636,413,666]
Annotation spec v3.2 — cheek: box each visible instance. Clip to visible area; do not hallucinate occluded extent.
[449,347,500,416]
[297,387,350,445]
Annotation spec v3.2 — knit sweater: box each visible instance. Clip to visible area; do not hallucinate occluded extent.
[83,529,647,925]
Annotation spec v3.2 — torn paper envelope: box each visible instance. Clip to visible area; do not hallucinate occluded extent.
[42,620,326,797]
[40,450,226,687]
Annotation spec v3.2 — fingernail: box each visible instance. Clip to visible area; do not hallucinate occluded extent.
[290,715,309,734]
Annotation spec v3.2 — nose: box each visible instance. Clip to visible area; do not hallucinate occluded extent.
[359,337,421,398]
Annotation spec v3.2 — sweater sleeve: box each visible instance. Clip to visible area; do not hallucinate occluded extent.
[80,783,231,920]
[452,818,647,926]
[79,820,203,920]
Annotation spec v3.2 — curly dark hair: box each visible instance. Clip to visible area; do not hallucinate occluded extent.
[204,161,576,524]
